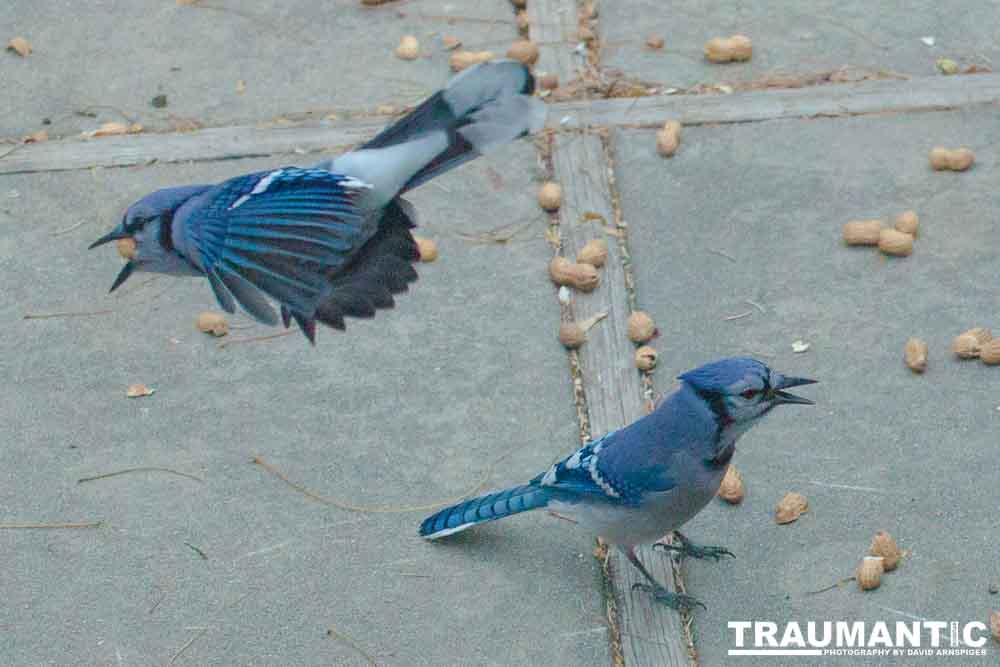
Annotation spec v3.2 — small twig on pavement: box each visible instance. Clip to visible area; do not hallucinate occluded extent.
[723,310,752,321]
[23,309,113,320]
[50,220,86,237]
[78,467,203,484]
[0,521,103,529]
[184,542,209,560]
[169,627,210,665]
[707,248,737,262]
[218,331,295,348]
[805,575,856,595]
[149,591,167,615]
[252,453,504,514]
[327,625,378,667]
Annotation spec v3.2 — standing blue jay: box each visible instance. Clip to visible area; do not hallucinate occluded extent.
[89,61,546,343]
[420,357,816,611]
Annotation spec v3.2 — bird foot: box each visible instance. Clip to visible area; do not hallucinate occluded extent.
[631,583,706,611]
[654,533,734,561]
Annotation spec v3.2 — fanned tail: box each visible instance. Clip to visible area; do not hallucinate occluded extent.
[419,484,549,539]
[326,60,547,202]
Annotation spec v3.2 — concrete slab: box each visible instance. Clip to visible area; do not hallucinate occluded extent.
[0,141,610,665]
[601,1,1000,89]
[2,0,518,139]
[617,111,1000,664]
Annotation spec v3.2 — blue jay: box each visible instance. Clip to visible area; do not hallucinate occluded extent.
[420,357,816,611]
[89,61,546,343]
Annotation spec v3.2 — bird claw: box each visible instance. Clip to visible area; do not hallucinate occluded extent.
[631,583,706,611]
[654,538,734,561]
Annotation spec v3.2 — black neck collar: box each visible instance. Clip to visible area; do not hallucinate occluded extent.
[158,210,175,252]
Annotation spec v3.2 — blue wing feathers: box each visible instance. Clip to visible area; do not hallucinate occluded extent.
[531,432,673,507]
[187,167,372,321]
[207,271,236,314]
[215,268,279,324]
[185,169,423,337]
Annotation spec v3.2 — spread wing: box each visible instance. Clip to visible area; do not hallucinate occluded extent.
[186,167,375,324]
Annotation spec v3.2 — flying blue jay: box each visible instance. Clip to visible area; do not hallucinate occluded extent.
[89,61,546,343]
[420,357,816,611]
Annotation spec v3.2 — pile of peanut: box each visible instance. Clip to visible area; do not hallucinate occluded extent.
[843,210,919,257]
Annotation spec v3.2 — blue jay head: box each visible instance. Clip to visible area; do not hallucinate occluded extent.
[680,357,816,425]
[89,185,208,291]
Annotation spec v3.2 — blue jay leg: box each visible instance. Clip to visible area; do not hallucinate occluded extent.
[625,546,706,611]
[653,531,734,561]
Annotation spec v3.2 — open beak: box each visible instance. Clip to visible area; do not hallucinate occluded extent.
[772,376,817,406]
[88,228,130,250]
[108,261,137,293]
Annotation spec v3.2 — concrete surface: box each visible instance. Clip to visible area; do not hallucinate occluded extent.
[0,142,610,665]
[601,1,1000,89]
[5,0,1000,665]
[2,0,519,139]
[618,111,1000,665]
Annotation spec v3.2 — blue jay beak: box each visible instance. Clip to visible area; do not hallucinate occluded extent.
[88,227,130,250]
[108,261,137,293]
[771,376,817,406]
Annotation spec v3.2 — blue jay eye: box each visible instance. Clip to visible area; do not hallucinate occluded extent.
[741,389,758,399]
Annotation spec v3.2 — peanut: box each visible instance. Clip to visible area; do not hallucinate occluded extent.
[449,50,494,72]
[980,340,1000,365]
[538,182,562,211]
[878,228,913,257]
[577,239,608,268]
[952,327,992,359]
[395,35,419,60]
[704,34,752,63]
[656,120,682,157]
[929,147,975,171]
[893,210,919,238]
[506,40,539,66]
[549,256,599,292]
[904,338,928,373]
[857,557,884,591]
[843,220,883,246]
[627,311,658,343]
[634,346,658,371]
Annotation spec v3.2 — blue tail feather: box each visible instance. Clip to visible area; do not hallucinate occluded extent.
[419,484,549,539]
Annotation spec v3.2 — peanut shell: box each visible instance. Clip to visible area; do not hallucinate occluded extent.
[704,34,752,63]
[878,228,913,257]
[904,338,928,373]
[395,35,419,60]
[843,220,882,246]
[929,147,975,171]
[634,346,658,371]
[538,182,562,211]
[449,50,494,72]
[980,340,1000,365]
[627,311,657,343]
[893,210,919,238]
[576,239,608,268]
[774,492,808,524]
[857,556,884,591]
[656,120,682,157]
[549,257,599,292]
[869,531,902,571]
[506,40,539,66]
[196,312,229,337]
[717,465,744,504]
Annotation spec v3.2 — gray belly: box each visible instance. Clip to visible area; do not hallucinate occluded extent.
[550,468,726,549]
